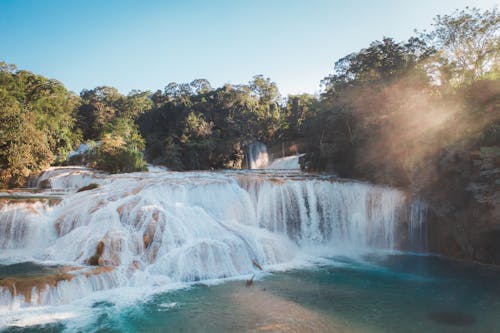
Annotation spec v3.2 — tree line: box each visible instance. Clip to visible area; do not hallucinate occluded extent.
[0,7,498,190]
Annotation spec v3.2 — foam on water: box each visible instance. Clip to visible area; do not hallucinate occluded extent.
[0,167,427,330]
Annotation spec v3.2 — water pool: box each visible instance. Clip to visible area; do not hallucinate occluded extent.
[4,253,499,333]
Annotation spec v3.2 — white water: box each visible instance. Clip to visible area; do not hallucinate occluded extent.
[241,176,404,250]
[0,167,426,329]
[0,201,53,254]
[408,199,428,252]
[247,142,269,169]
[29,166,106,190]
[247,141,303,170]
[66,143,93,160]
[267,154,304,170]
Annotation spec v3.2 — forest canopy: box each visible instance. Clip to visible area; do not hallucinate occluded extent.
[0,6,498,190]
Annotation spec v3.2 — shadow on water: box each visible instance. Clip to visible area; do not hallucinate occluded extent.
[428,310,476,326]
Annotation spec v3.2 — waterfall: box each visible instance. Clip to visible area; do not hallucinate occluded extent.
[247,141,304,170]
[247,142,269,169]
[267,154,304,170]
[408,199,428,252]
[0,201,53,252]
[29,166,105,190]
[0,167,426,313]
[239,175,404,250]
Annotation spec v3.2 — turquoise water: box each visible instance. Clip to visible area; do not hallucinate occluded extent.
[4,254,500,333]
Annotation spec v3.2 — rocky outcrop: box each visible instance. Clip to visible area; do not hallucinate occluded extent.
[0,267,79,304]
[86,241,105,266]
[420,146,500,265]
[0,265,115,305]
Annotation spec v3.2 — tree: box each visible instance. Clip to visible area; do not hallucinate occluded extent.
[77,86,122,140]
[138,77,286,170]
[190,79,212,94]
[77,86,153,141]
[249,75,280,105]
[120,90,153,119]
[89,118,147,173]
[0,63,79,187]
[282,93,318,139]
[322,37,433,95]
[421,7,500,86]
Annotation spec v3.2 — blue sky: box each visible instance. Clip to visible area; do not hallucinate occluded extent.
[1,0,497,95]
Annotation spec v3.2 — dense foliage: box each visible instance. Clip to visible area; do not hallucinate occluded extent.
[75,87,150,173]
[0,63,80,187]
[138,75,284,170]
[302,7,499,190]
[0,7,497,191]
[299,7,499,264]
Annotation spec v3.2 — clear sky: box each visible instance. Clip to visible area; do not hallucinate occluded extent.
[1,0,497,95]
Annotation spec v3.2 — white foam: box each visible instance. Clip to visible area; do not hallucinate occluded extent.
[0,167,425,329]
[158,302,179,311]
[30,166,106,190]
[267,154,304,170]
[7,311,77,328]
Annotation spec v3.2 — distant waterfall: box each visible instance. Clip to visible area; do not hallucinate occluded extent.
[408,199,428,252]
[247,142,306,170]
[267,154,304,170]
[247,142,269,169]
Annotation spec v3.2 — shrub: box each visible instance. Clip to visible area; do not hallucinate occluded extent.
[90,134,147,173]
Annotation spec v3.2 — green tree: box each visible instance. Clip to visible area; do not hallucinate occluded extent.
[0,90,52,187]
[0,62,80,187]
[77,86,122,140]
[282,93,318,139]
[138,77,285,170]
[90,118,147,173]
[421,7,500,86]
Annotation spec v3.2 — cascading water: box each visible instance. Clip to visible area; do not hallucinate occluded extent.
[28,166,106,190]
[240,176,404,250]
[408,199,428,252]
[267,154,304,170]
[247,141,304,170]
[0,167,427,329]
[246,142,269,169]
[0,201,53,252]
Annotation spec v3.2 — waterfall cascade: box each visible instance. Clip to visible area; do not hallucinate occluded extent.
[0,201,53,252]
[408,199,428,252]
[247,141,303,170]
[29,166,106,190]
[267,154,304,170]
[246,142,269,169]
[0,167,427,317]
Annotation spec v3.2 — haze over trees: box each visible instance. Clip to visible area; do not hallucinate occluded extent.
[303,7,499,191]
[0,6,498,193]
